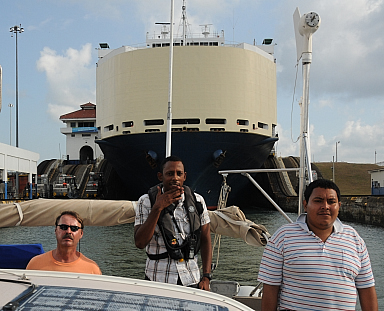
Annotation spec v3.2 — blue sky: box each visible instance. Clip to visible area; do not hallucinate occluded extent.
[1,0,383,164]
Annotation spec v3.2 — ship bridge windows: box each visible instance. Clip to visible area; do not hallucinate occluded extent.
[206,118,226,125]
[144,119,164,126]
[122,121,134,128]
[104,124,114,132]
[237,119,249,126]
[152,41,219,48]
[258,122,269,130]
[172,118,200,125]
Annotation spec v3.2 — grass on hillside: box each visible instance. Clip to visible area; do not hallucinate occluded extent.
[313,162,380,195]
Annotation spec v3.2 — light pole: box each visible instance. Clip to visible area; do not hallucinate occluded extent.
[10,24,24,148]
[8,103,14,145]
[335,141,340,162]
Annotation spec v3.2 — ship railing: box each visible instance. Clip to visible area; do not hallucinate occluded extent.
[146,31,224,41]
[218,168,300,223]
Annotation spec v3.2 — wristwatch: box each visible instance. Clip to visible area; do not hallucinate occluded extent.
[202,273,212,281]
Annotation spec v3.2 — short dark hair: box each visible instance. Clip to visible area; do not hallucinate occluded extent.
[55,211,84,229]
[304,179,341,202]
[160,155,184,172]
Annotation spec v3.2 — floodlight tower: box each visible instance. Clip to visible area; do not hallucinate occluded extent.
[10,24,24,148]
[293,8,321,214]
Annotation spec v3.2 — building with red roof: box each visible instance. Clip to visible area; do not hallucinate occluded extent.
[60,102,102,162]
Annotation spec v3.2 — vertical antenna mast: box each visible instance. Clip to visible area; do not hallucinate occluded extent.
[166,0,175,157]
[182,0,187,46]
[293,8,321,214]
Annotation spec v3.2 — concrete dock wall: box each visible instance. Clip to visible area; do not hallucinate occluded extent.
[278,196,384,227]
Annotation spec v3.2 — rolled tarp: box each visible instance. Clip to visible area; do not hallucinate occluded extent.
[0,200,269,246]
[0,199,136,227]
[209,206,270,247]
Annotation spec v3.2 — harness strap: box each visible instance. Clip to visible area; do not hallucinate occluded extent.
[146,252,169,260]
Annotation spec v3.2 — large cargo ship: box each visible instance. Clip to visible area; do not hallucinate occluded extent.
[95,6,277,208]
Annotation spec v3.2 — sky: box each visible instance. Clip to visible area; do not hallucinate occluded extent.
[0,0,383,164]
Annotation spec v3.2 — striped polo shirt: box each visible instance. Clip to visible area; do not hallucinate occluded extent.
[257,214,375,310]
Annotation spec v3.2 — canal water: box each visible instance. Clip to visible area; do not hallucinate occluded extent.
[0,209,383,310]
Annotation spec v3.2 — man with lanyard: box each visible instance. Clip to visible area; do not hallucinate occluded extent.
[257,179,378,310]
[134,156,212,290]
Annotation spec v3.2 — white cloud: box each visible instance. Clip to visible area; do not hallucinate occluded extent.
[36,43,95,120]
[27,18,52,31]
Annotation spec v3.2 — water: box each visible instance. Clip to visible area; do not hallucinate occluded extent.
[0,209,383,310]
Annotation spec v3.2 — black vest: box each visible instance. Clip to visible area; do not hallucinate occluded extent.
[147,184,203,261]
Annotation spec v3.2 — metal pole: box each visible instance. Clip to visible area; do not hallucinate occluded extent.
[335,141,340,162]
[10,24,24,148]
[332,156,335,182]
[298,50,313,215]
[244,173,293,223]
[16,30,19,148]
[8,103,13,145]
[165,0,175,157]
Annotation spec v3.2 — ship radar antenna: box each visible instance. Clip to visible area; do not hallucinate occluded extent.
[293,7,321,214]
[199,24,213,38]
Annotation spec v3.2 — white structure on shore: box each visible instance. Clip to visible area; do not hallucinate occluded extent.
[60,102,102,162]
[369,169,384,195]
[0,142,39,199]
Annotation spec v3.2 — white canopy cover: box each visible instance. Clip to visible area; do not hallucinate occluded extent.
[0,199,269,246]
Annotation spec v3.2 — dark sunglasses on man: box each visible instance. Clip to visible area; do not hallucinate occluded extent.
[57,224,82,232]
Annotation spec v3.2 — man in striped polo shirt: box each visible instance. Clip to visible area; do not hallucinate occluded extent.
[257,179,378,311]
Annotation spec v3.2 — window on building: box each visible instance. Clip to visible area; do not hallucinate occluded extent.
[78,122,94,127]
[237,119,249,126]
[71,134,76,137]
[258,122,269,130]
[82,134,91,137]
[206,118,226,125]
[122,121,134,127]
[172,118,200,125]
[70,122,76,128]
[144,119,164,126]
[104,124,114,132]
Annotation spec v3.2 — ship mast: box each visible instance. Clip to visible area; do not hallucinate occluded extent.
[166,0,175,157]
[293,8,321,214]
[182,0,187,46]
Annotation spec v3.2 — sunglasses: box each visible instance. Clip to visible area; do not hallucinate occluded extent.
[57,224,82,232]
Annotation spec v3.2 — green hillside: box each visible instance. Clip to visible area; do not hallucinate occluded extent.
[313,162,380,195]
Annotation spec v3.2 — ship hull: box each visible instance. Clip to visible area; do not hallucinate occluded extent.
[97,131,276,207]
